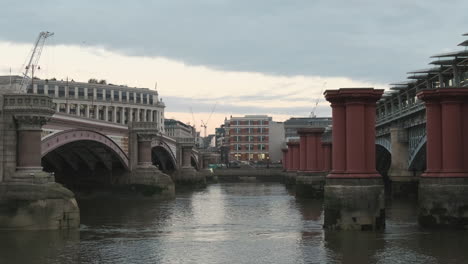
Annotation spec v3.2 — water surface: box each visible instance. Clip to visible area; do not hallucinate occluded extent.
[1,183,468,263]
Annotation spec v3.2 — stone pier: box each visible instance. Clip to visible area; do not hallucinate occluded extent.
[0,94,79,230]
[285,141,300,185]
[387,127,418,197]
[173,138,206,186]
[282,148,295,185]
[295,128,327,198]
[323,88,385,231]
[417,88,468,228]
[128,122,175,198]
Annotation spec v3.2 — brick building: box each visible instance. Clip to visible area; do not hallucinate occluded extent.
[228,115,284,162]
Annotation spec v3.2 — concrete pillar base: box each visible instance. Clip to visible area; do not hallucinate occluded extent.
[324,178,385,231]
[198,169,218,183]
[130,165,175,199]
[389,172,419,198]
[295,172,327,198]
[283,171,297,185]
[11,169,55,184]
[173,167,206,187]
[419,177,468,229]
[0,182,80,230]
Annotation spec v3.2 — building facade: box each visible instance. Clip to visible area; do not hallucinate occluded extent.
[164,119,196,138]
[0,76,166,132]
[284,117,332,140]
[227,115,283,162]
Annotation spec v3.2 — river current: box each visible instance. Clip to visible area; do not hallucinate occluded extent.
[1,183,468,264]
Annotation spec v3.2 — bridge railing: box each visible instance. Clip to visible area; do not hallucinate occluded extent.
[376,101,425,126]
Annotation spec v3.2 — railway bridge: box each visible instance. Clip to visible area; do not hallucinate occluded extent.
[0,78,205,230]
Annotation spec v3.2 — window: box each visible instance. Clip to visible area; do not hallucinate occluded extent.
[235,144,241,151]
[69,87,75,97]
[78,87,85,98]
[106,90,112,101]
[248,128,253,134]
[122,92,127,101]
[88,88,94,99]
[258,144,266,150]
[113,91,119,101]
[247,144,253,151]
[130,93,134,102]
[97,89,103,100]
[136,93,141,103]
[59,86,65,97]
[248,136,254,142]
[36,85,44,94]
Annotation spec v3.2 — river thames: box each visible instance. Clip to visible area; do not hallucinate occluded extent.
[1,183,467,263]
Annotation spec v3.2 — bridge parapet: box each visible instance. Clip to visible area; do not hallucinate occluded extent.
[3,94,55,117]
[129,121,159,132]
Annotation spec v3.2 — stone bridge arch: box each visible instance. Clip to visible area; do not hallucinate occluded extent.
[151,139,177,173]
[191,152,200,170]
[42,129,130,170]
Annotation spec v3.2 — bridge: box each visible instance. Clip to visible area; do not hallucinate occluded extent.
[0,77,208,230]
[282,33,468,230]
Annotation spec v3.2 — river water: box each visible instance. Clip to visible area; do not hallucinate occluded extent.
[1,183,468,264]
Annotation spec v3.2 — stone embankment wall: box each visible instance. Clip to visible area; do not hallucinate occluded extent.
[213,168,284,182]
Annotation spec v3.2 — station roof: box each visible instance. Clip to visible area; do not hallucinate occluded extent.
[407,67,444,74]
[430,50,468,58]
[458,40,468,46]
[389,81,416,86]
[407,74,429,80]
[430,59,457,65]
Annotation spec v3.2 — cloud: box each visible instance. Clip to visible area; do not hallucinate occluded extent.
[0,41,386,134]
[0,0,467,84]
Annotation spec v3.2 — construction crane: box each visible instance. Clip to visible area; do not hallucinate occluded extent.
[310,81,327,118]
[19,31,54,93]
[200,103,217,138]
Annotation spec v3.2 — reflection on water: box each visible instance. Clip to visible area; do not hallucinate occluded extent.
[1,183,468,264]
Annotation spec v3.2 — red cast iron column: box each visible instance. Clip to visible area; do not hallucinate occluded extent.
[322,142,332,172]
[281,148,289,171]
[324,88,383,178]
[299,132,308,171]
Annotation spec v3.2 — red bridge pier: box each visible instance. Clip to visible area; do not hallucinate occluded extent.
[324,88,385,231]
[417,88,468,228]
[295,128,327,198]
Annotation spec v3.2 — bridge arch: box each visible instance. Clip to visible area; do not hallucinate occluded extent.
[41,129,130,190]
[42,129,129,169]
[408,137,426,172]
[151,139,177,174]
[376,144,392,176]
[191,153,200,170]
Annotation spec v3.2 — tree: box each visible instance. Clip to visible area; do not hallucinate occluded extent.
[88,78,98,83]
[98,79,107,85]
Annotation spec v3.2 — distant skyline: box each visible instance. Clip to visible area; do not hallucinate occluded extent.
[1,1,468,134]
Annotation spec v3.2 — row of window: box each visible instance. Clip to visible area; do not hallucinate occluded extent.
[28,85,155,105]
[230,136,268,142]
[231,144,268,151]
[230,120,269,126]
[230,127,269,134]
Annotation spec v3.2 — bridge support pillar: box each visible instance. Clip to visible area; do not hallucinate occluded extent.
[285,141,299,185]
[129,122,175,198]
[322,142,332,172]
[323,88,385,231]
[387,127,417,198]
[0,94,79,230]
[417,88,468,228]
[296,128,326,198]
[282,148,296,186]
[173,143,206,187]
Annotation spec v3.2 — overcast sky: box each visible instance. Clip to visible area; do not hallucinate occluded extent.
[1,0,467,134]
